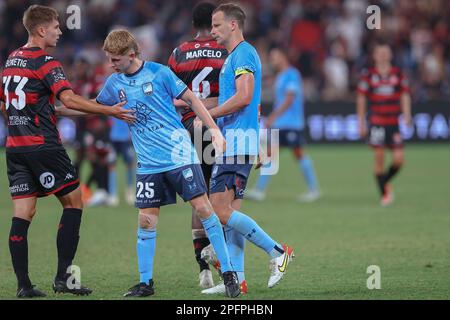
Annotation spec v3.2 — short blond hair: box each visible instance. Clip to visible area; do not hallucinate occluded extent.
[23,5,59,35]
[103,29,140,56]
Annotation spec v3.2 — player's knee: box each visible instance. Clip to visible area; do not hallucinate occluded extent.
[393,158,404,168]
[192,202,213,219]
[208,203,232,224]
[61,189,83,209]
[138,213,158,229]
[218,214,231,226]
[209,200,225,216]
[14,206,36,221]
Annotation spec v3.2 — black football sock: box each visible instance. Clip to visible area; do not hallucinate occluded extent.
[193,237,211,272]
[56,208,82,280]
[97,164,109,191]
[9,217,32,289]
[375,174,386,196]
[384,165,401,184]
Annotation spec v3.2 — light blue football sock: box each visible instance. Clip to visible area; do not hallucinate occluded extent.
[109,170,117,197]
[254,171,272,193]
[299,156,318,192]
[224,226,245,282]
[126,166,134,188]
[226,210,282,258]
[201,213,233,273]
[137,228,156,285]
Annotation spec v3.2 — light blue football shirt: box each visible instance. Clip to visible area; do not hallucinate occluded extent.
[97,61,199,174]
[218,41,261,156]
[110,117,131,142]
[273,66,304,130]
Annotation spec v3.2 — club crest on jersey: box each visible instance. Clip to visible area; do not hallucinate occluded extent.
[142,82,153,95]
[118,89,126,102]
[182,168,194,182]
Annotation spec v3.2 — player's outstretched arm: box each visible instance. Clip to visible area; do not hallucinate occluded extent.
[55,105,87,117]
[59,90,135,122]
[208,73,254,119]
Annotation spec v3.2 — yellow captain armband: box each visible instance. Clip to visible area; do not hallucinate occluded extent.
[235,68,253,77]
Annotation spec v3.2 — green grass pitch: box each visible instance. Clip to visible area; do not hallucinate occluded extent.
[0,144,449,299]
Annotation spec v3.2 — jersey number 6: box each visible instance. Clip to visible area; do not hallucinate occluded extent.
[192,67,213,99]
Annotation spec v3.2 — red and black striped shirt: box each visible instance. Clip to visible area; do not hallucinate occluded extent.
[0,46,72,153]
[168,38,227,122]
[357,66,409,126]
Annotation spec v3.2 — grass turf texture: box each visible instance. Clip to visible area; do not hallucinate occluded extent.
[0,144,449,300]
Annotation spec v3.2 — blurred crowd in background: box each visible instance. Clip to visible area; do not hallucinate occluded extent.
[1,0,450,103]
[1,0,449,204]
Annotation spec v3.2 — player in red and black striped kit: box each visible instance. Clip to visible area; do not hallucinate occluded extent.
[168,2,228,289]
[357,41,412,206]
[0,5,133,298]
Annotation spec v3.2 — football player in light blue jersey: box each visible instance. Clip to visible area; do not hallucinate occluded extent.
[97,30,240,298]
[107,117,135,206]
[199,4,294,295]
[247,47,320,202]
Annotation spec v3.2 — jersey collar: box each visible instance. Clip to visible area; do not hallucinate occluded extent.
[125,60,145,77]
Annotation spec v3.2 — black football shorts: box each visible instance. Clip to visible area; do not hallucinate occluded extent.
[7,148,79,199]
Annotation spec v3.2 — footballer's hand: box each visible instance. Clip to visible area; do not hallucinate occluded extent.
[265,114,276,129]
[255,154,263,169]
[210,128,226,156]
[403,115,412,126]
[359,125,367,139]
[110,101,135,123]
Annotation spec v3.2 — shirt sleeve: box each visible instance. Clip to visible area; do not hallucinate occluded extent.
[233,48,256,78]
[162,66,188,99]
[96,76,118,105]
[167,47,179,74]
[37,56,72,99]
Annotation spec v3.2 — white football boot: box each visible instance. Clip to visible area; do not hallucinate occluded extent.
[245,189,266,202]
[199,269,214,289]
[268,244,295,288]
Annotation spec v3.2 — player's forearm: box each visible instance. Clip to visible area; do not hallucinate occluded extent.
[270,94,294,120]
[401,93,412,119]
[181,90,219,130]
[60,90,115,116]
[209,74,253,118]
[55,105,87,117]
[173,98,189,109]
[356,94,366,125]
[208,93,250,119]
[202,97,218,110]
[174,97,217,110]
